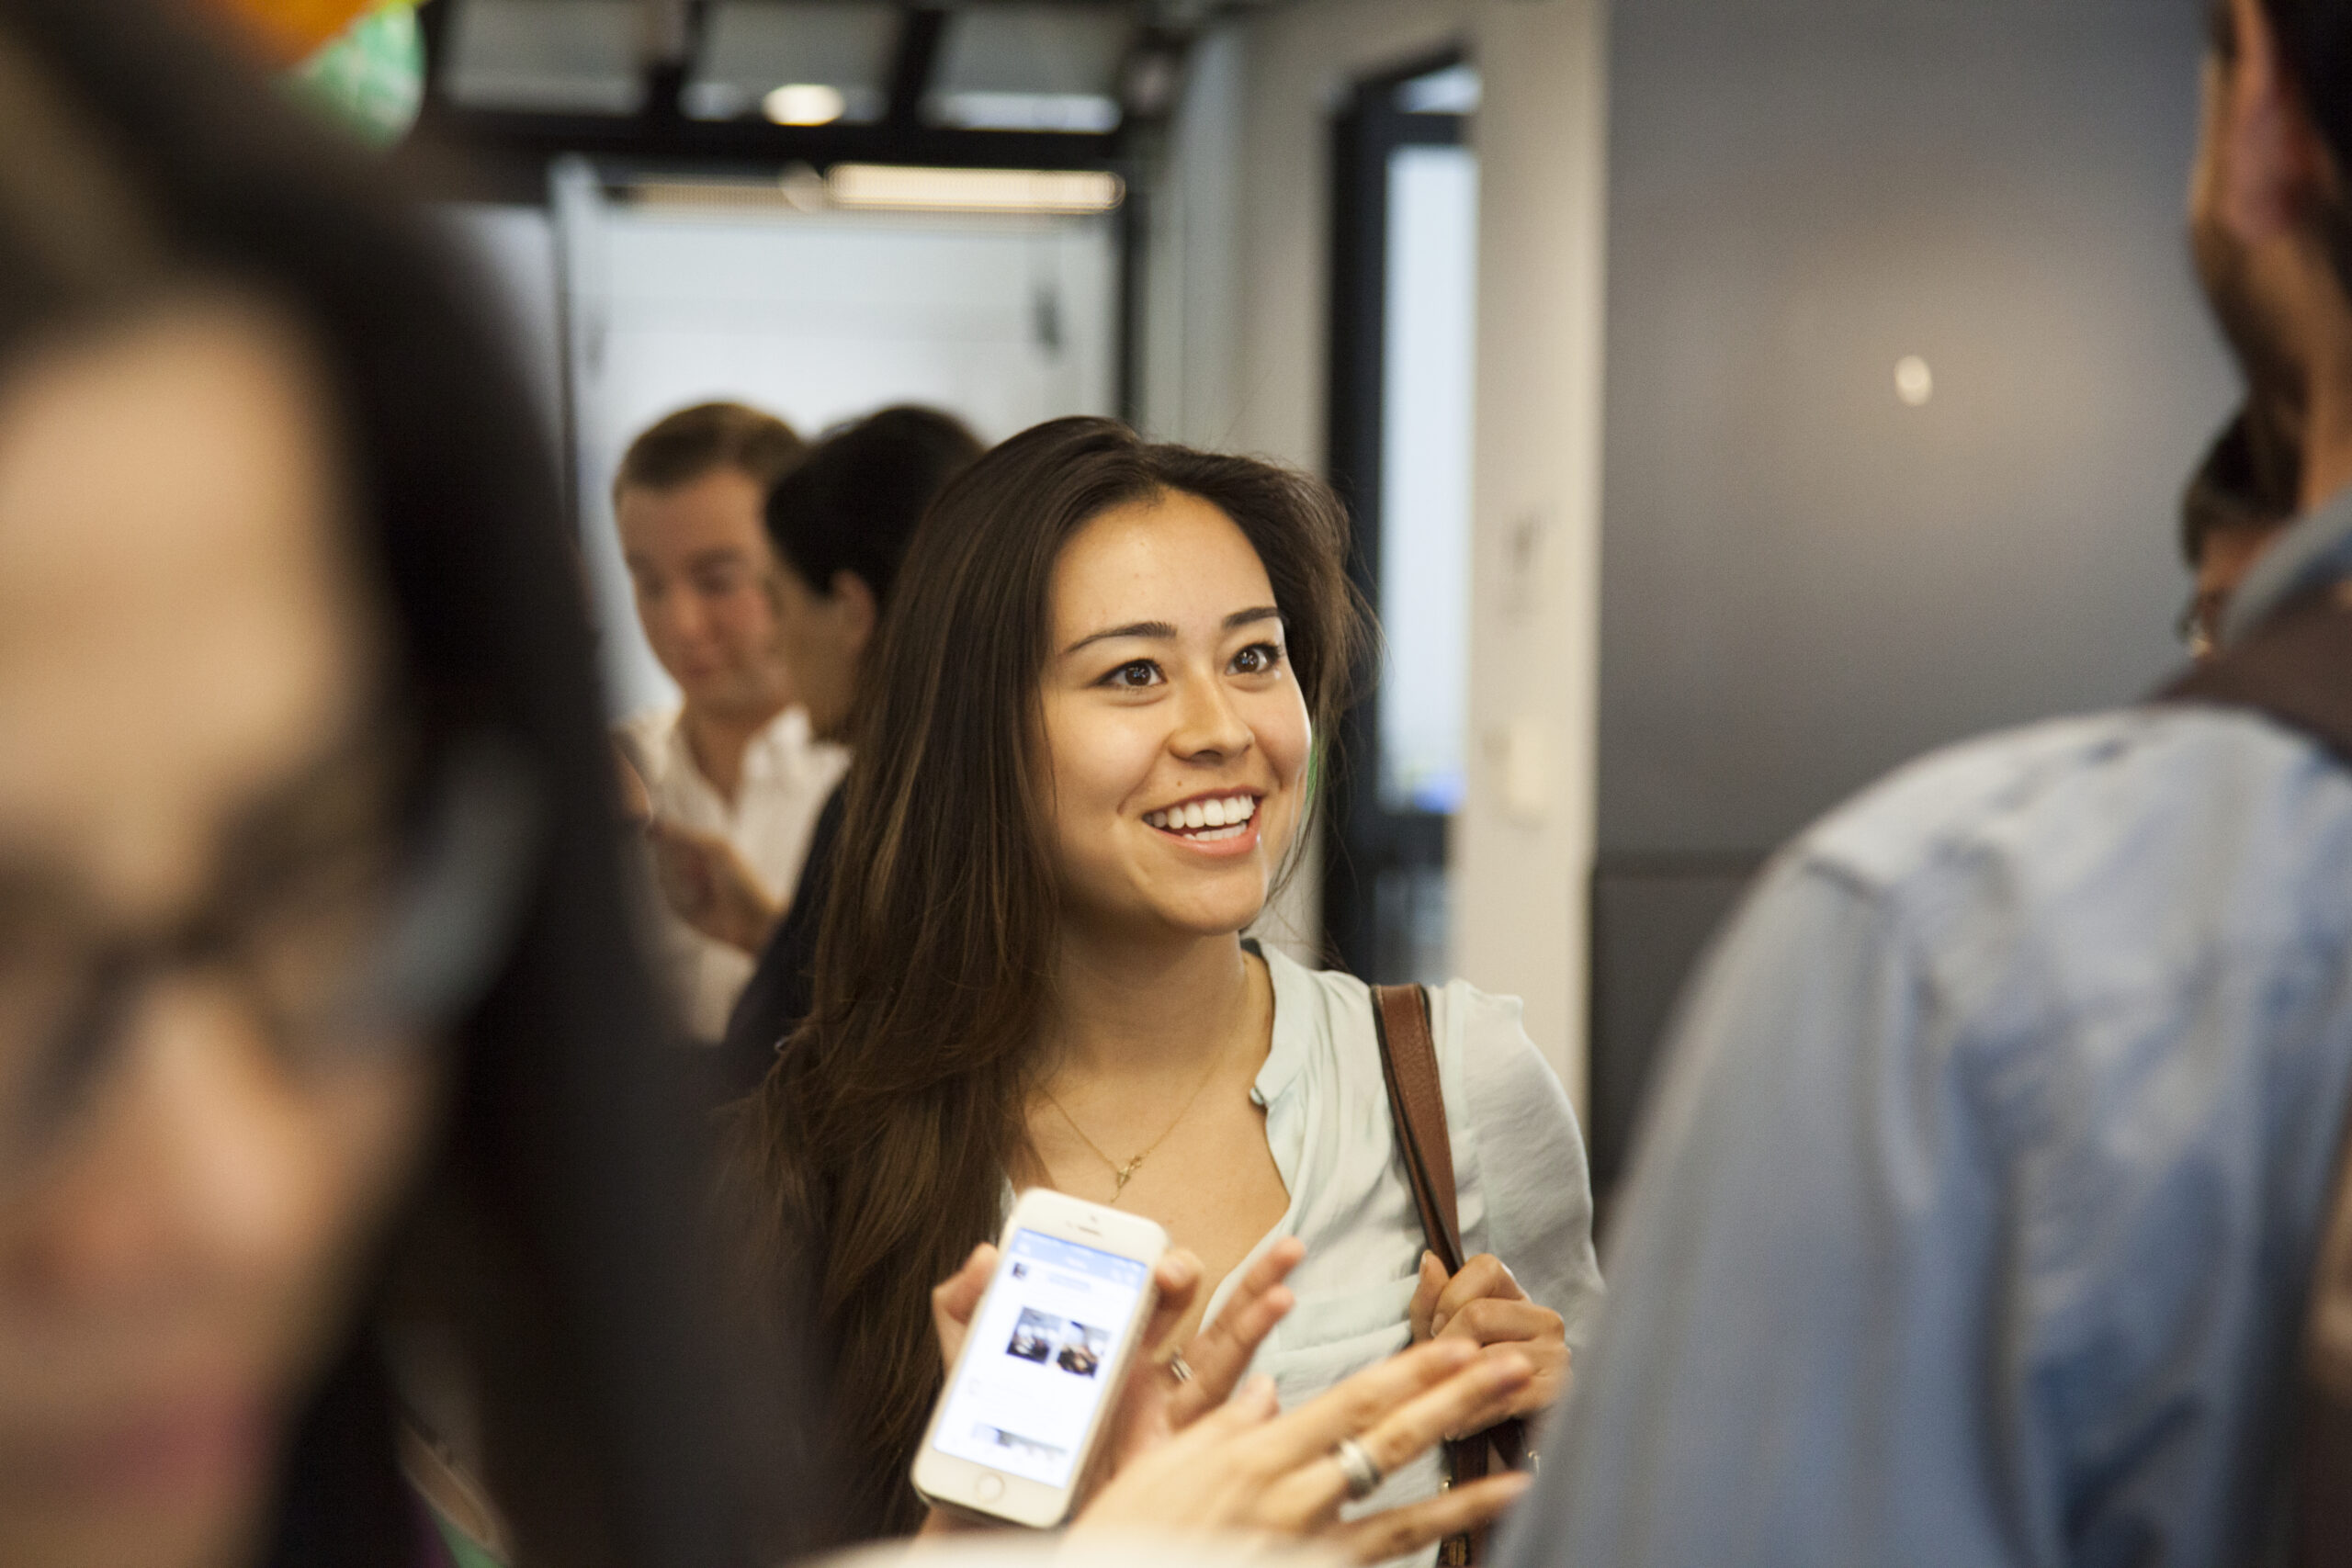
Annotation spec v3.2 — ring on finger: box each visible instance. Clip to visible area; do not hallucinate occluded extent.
[1164,1349,1194,1384]
[1332,1436,1383,1501]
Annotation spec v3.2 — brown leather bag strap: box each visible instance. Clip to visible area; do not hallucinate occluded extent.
[2159,589,2352,1566]
[1372,983,1526,1567]
[1373,982,1464,1273]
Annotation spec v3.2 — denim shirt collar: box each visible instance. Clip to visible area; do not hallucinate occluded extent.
[2221,481,2352,647]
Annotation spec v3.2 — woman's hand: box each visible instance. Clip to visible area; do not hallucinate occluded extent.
[1072,1338,1537,1564]
[923,1237,1308,1533]
[1408,1252,1567,1430]
[928,1238,1306,1427]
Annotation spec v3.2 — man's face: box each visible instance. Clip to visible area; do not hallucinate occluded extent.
[616,468,793,724]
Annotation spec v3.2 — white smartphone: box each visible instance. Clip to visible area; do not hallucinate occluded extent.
[910,1187,1168,1528]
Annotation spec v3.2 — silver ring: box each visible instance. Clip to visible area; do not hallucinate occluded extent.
[1332,1436,1383,1501]
[1165,1349,1194,1384]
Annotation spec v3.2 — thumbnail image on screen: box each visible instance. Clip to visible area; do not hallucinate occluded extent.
[1006,1306,1109,1377]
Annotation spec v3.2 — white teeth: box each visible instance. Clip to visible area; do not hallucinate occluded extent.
[1194,823,1246,841]
[1147,796,1259,834]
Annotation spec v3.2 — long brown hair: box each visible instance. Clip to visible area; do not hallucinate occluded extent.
[742,416,1365,1539]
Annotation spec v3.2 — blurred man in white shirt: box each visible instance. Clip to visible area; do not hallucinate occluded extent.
[611,402,848,1040]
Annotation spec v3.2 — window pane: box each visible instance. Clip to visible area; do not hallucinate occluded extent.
[1377,144,1478,815]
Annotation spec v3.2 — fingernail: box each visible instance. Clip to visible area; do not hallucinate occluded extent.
[1430,1313,1449,1338]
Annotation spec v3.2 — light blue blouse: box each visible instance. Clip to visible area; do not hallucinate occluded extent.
[1203,945,1605,1553]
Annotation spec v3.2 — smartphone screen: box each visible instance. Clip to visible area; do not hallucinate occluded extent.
[929,1226,1151,1488]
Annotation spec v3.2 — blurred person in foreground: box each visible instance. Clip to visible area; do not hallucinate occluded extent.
[0,1,760,1563]
[1501,2,2352,1563]
[707,405,982,1100]
[2179,402,2299,659]
[612,403,847,1043]
[0,5,1554,1565]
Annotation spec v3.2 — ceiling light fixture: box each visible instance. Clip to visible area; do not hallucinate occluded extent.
[825,164,1124,215]
[763,82,846,125]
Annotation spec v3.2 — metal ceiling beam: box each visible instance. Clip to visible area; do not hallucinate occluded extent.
[401,107,1123,202]
[403,0,1129,202]
[882,6,949,130]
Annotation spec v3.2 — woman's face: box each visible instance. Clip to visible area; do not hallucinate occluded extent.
[1039,491,1312,941]
[0,303,438,1568]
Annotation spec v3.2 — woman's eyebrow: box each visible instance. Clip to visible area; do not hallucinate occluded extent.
[1062,619,1178,656]
[1061,605,1284,658]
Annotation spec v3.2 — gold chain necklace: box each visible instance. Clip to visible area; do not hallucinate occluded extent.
[1040,1044,1227,1204]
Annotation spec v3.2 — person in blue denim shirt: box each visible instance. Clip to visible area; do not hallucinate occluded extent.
[1499,4,2352,1564]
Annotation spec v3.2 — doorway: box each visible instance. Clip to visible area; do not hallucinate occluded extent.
[1324,57,1480,984]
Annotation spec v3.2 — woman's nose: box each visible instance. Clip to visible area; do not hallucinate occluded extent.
[18,979,333,1308]
[1169,672,1254,761]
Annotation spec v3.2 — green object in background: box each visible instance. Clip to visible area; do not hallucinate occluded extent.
[288,1,424,149]
[430,1508,508,1568]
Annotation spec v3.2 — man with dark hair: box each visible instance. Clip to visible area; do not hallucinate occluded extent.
[2180,405,2298,657]
[678,406,984,1096]
[1499,2,2352,1562]
[610,401,847,1041]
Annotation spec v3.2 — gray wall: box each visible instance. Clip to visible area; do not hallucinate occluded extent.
[1591,0,2239,1187]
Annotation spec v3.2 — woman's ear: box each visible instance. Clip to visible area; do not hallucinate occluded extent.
[831,570,879,658]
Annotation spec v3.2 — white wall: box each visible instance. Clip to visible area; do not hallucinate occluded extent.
[447,196,1120,720]
[1146,0,1610,1105]
[1457,0,1609,1113]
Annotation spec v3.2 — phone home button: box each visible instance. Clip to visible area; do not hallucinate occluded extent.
[976,1473,1005,1503]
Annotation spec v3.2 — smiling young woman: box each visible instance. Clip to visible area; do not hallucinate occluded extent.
[741,418,1605,1551]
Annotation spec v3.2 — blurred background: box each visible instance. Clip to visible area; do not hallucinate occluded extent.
[395,0,2231,1214]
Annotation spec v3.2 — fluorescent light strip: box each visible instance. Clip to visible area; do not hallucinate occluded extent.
[928,91,1122,134]
[826,164,1124,215]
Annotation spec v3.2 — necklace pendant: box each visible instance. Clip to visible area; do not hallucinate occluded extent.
[1113,1159,1140,1195]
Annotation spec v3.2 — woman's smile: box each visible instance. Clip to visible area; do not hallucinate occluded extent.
[1143,791,1262,846]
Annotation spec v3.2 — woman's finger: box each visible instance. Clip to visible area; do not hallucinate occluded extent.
[1261,1351,1534,1525]
[1138,1249,1204,1360]
[1170,1237,1304,1426]
[1225,1338,1480,1484]
[929,1244,997,1371]
[1408,1251,1446,1342]
[1325,1472,1533,1565]
[1429,1253,1524,1338]
[1435,1297,1559,1348]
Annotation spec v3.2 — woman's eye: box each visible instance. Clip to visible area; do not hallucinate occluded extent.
[1230,643,1284,675]
[1103,660,1161,689]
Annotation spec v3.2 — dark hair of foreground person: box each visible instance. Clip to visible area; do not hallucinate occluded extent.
[0,1,797,1562]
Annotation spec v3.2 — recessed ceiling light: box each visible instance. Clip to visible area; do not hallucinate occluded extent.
[764,83,846,126]
[1894,355,1934,407]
